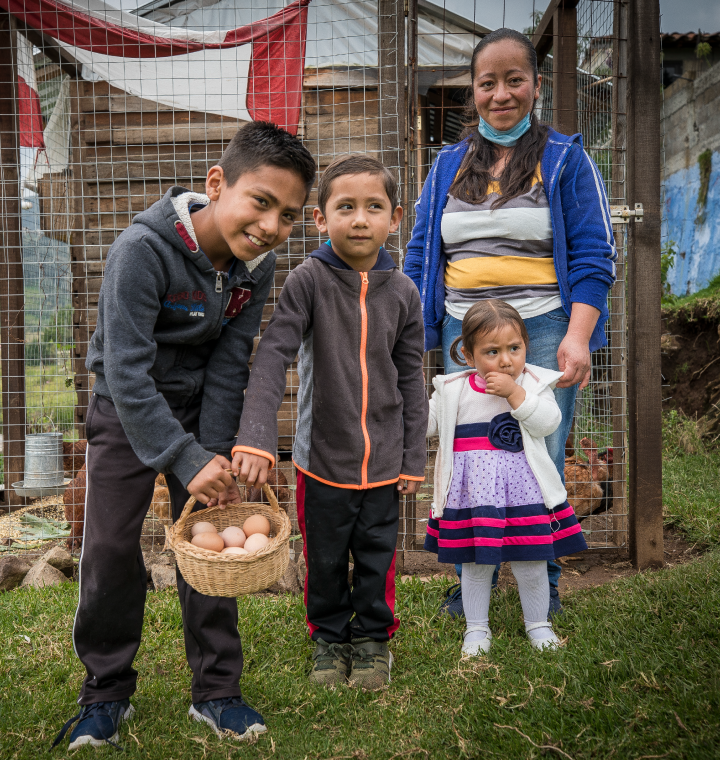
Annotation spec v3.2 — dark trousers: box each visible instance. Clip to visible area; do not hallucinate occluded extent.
[73,394,243,705]
[296,471,400,643]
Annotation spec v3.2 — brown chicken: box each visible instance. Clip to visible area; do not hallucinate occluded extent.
[63,463,86,551]
[564,437,609,518]
[62,439,87,478]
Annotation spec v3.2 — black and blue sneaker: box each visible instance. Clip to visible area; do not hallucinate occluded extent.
[51,699,134,750]
[189,696,267,741]
[438,583,464,618]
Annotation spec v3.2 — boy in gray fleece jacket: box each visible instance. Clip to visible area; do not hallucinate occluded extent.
[54,123,316,751]
[232,155,428,690]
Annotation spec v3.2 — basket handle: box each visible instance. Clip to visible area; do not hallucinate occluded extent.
[176,482,280,534]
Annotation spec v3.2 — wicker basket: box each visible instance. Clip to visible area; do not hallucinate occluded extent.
[166,483,291,597]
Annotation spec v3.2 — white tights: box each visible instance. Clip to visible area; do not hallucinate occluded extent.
[461,561,551,642]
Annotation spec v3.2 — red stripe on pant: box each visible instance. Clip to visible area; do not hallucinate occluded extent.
[294,470,318,637]
[295,469,400,641]
[385,550,400,638]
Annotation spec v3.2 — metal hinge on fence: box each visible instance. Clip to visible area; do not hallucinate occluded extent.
[610,203,644,224]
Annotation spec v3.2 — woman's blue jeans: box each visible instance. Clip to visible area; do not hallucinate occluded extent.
[442,308,578,591]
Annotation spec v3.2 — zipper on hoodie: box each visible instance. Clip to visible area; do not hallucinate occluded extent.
[358,272,371,488]
[215,270,225,293]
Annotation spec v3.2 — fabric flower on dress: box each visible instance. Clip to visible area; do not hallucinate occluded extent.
[488,412,523,453]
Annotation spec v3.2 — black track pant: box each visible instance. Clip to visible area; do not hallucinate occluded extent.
[73,394,243,705]
[296,471,400,643]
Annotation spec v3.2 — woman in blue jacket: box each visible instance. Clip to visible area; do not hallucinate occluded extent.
[405,28,616,616]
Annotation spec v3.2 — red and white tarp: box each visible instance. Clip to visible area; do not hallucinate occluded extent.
[17,31,44,148]
[2,0,310,137]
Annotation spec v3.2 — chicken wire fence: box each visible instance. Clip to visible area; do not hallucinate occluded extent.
[401,0,628,559]
[0,0,629,563]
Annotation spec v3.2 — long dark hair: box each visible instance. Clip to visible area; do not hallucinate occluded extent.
[449,300,530,366]
[449,28,548,209]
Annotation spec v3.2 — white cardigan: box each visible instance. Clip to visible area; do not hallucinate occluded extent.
[428,364,567,518]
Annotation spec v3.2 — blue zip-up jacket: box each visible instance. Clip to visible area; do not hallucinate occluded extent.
[404,128,616,352]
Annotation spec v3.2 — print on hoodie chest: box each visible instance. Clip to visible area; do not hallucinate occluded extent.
[162,287,251,320]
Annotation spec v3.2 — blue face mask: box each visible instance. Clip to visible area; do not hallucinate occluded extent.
[477,113,531,147]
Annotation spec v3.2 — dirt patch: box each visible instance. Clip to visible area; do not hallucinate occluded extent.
[397,529,705,593]
[662,303,720,416]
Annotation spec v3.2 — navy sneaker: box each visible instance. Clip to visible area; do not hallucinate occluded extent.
[549,586,564,620]
[439,583,465,618]
[51,699,134,750]
[189,696,267,741]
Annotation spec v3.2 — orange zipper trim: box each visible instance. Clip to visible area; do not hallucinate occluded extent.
[359,272,371,488]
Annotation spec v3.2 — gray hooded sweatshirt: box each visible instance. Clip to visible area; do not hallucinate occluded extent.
[86,186,276,487]
[234,244,427,489]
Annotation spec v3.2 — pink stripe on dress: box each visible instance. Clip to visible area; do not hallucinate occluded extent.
[438,516,506,529]
[551,524,583,541]
[453,437,500,452]
[503,534,554,546]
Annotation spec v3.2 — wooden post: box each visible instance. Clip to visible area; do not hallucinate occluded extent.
[378,0,405,264]
[626,0,663,568]
[0,12,26,507]
[552,0,578,135]
[609,0,629,547]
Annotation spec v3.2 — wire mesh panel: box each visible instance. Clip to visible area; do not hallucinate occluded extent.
[0,0,410,560]
[0,0,628,563]
[400,0,628,557]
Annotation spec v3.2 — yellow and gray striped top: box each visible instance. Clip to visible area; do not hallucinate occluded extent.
[441,168,562,320]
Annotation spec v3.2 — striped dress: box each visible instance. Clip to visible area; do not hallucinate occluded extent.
[424,373,587,565]
[442,168,562,321]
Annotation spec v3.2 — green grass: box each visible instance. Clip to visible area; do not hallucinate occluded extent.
[662,271,720,312]
[2,558,720,760]
[662,410,720,546]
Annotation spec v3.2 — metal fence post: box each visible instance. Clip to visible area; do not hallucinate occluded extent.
[0,11,26,507]
[627,0,663,569]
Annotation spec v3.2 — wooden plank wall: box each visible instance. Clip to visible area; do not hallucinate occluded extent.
[68,80,244,437]
[68,76,382,451]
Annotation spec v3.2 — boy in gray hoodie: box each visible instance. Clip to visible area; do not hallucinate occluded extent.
[232,155,428,690]
[53,122,316,750]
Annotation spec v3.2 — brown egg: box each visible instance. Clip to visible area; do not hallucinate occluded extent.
[220,526,246,548]
[191,532,224,552]
[242,514,271,537]
[221,546,249,556]
[243,533,270,554]
[191,521,217,537]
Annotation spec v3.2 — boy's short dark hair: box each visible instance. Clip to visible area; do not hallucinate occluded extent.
[218,121,317,199]
[317,154,398,214]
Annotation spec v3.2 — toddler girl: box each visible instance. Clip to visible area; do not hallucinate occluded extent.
[425,300,587,654]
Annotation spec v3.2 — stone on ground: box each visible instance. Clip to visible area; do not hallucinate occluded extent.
[0,555,32,591]
[269,557,301,594]
[42,546,75,576]
[21,559,69,589]
[151,562,177,591]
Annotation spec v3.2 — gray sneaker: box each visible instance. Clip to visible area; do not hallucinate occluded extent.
[308,639,354,686]
[348,638,393,690]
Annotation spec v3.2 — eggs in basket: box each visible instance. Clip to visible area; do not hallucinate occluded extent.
[190,514,272,556]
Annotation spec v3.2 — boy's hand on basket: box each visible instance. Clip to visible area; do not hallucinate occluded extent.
[188,455,239,509]
[232,451,271,488]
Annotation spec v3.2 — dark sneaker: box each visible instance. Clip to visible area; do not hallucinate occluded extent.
[348,638,393,690]
[439,583,464,618]
[548,587,564,620]
[51,699,134,750]
[309,639,354,686]
[189,696,266,741]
